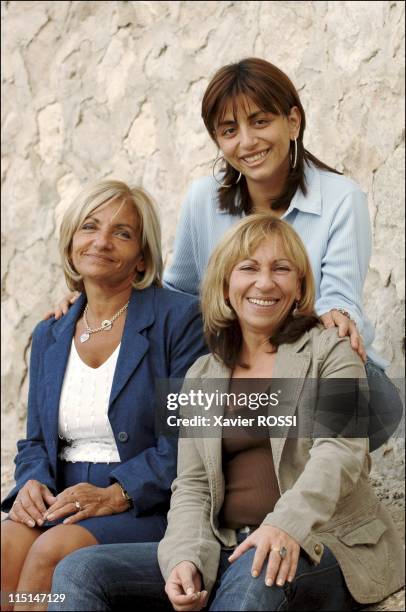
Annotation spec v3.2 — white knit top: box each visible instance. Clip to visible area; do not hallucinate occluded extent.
[58,340,121,463]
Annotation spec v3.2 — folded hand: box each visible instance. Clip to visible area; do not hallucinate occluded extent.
[9,479,57,527]
[165,561,208,611]
[43,482,129,524]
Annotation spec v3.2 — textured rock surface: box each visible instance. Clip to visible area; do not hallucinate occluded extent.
[1,1,404,607]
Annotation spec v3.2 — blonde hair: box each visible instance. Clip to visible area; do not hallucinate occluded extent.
[201,213,318,366]
[59,180,162,292]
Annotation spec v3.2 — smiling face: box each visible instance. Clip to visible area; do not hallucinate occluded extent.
[215,95,300,192]
[227,235,301,338]
[70,197,145,289]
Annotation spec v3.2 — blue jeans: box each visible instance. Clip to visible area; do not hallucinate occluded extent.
[50,536,356,611]
[365,359,404,452]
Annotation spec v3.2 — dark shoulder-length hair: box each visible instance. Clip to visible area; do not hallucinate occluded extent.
[200,213,319,369]
[201,57,341,214]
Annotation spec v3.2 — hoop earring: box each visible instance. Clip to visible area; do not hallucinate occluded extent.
[212,153,242,188]
[290,138,298,169]
[292,300,300,316]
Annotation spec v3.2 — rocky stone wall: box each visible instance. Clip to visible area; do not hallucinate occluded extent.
[1,0,404,541]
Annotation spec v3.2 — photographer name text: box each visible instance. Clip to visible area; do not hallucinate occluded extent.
[166,415,296,427]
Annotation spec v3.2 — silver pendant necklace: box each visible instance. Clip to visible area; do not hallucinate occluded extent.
[80,300,130,343]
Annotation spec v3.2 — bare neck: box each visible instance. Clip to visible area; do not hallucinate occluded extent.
[83,281,133,320]
[239,329,276,367]
[246,164,289,214]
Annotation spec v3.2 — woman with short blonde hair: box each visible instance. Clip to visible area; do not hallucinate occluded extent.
[59,180,163,292]
[1,179,206,610]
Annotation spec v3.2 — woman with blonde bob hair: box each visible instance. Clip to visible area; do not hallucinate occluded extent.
[1,179,206,610]
[59,181,163,293]
[49,214,403,611]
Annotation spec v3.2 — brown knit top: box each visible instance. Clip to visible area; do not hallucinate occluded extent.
[219,393,281,529]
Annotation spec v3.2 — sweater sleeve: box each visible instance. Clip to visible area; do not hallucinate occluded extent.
[163,185,201,297]
[315,188,371,332]
[158,356,221,598]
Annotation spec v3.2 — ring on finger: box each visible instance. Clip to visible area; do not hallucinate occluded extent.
[279,546,288,560]
[74,500,82,511]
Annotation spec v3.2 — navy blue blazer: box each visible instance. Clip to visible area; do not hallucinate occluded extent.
[1,286,207,515]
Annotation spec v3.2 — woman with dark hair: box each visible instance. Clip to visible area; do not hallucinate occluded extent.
[49,215,404,611]
[163,57,401,450]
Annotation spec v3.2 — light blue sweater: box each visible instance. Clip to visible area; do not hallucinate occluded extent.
[164,162,386,367]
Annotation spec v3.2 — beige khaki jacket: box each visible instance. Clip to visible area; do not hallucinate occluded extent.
[158,327,404,604]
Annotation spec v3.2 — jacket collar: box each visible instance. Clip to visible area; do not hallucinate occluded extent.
[285,162,322,216]
[274,329,311,355]
[44,287,157,426]
[270,334,312,470]
[50,292,86,340]
[120,285,156,332]
[109,286,156,406]
[200,330,312,380]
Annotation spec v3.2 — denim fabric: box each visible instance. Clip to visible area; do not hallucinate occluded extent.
[50,543,168,612]
[208,539,356,611]
[50,536,356,611]
[365,359,404,452]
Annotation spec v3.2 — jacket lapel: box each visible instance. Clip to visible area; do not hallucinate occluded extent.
[43,294,86,457]
[108,288,155,408]
[270,335,312,472]
[201,357,230,516]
